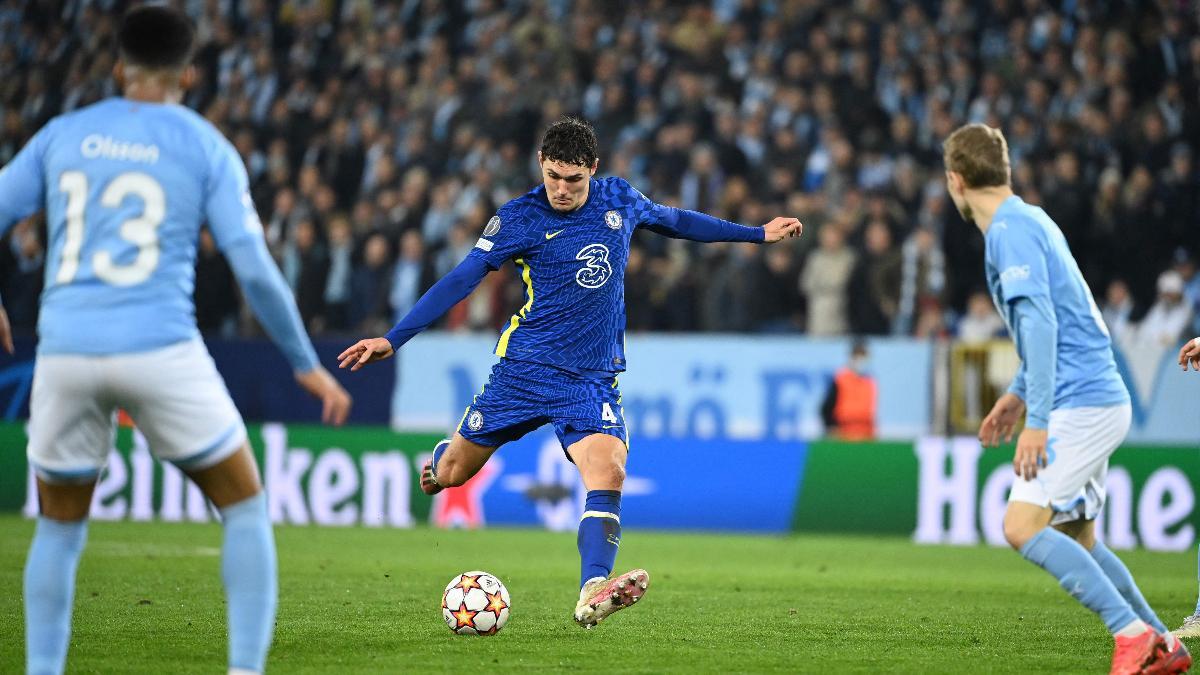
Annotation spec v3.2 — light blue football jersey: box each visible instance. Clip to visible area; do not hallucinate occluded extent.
[0,97,266,356]
[984,195,1129,409]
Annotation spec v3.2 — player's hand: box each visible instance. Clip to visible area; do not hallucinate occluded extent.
[761,217,803,243]
[0,305,12,355]
[978,392,1025,447]
[295,366,352,426]
[338,337,395,371]
[1179,337,1200,371]
[1012,428,1049,481]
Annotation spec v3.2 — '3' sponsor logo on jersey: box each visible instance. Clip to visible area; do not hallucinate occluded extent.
[575,244,612,289]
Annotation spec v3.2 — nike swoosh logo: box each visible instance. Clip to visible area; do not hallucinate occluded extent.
[545,229,565,239]
[601,424,623,429]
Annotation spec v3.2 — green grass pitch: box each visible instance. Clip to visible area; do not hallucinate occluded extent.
[1,515,1196,673]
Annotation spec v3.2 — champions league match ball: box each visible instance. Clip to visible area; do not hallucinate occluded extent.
[442,571,511,635]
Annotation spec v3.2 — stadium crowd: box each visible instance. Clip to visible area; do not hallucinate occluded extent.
[1,0,1198,346]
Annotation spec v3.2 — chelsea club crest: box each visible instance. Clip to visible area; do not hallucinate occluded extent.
[604,210,622,229]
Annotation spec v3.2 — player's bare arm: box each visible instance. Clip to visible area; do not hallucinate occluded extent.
[1179,337,1200,371]
[761,217,803,243]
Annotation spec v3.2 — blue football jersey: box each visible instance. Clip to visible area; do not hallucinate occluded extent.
[468,177,675,374]
[985,195,1129,409]
[0,97,266,356]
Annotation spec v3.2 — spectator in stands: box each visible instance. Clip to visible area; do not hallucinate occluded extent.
[801,223,856,336]
[848,220,902,335]
[281,217,328,330]
[894,227,946,335]
[349,233,393,334]
[1132,270,1194,349]
[1101,279,1137,343]
[322,215,354,331]
[389,229,433,324]
[957,291,1005,343]
[754,244,804,333]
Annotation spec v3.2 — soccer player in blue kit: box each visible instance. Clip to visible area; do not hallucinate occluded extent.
[944,123,1190,675]
[339,117,802,627]
[0,7,351,674]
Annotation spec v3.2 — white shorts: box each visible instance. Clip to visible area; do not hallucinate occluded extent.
[1008,404,1132,525]
[28,338,247,483]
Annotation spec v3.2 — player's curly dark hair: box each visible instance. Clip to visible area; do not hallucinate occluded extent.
[119,5,196,70]
[540,116,599,168]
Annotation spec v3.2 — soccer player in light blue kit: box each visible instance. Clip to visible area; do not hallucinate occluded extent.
[339,117,802,628]
[0,8,351,675]
[944,123,1190,675]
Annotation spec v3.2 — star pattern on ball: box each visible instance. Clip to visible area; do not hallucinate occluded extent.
[453,605,478,629]
[456,574,481,592]
[486,591,507,614]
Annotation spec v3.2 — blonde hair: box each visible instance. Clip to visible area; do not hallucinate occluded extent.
[943,123,1011,188]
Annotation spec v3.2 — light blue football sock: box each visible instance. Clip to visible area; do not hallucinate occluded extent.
[578,490,622,587]
[1090,540,1168,633]
[25,517,88,675]
[1021,528,1139,634]
[220,492,277,673]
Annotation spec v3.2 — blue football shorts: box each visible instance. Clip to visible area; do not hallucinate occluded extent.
[455,358,628,457]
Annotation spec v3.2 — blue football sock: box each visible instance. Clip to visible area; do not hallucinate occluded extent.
[1021,528,1138,634]
[25,517,88,675]
[578,490,622,588]
[1090,540,1168,633]
[220,493,277,673]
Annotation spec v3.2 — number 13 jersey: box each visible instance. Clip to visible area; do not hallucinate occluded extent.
[0,97,266,356]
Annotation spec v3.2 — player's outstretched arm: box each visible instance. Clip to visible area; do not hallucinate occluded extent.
[641,203,802,244]
[338,256,491,372]
[1180,337,1200,371]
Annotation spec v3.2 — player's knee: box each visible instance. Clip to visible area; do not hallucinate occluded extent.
[1002,513,1038,550]
[589,457,626,490]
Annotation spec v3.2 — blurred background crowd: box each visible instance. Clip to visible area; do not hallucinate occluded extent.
[1,0,1198,350]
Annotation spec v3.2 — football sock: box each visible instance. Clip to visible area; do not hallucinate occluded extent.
[430,439,450,484]
[220,493,276,674]
[1021,528,1138,635]
[25,517,88,675]
[578,490,622,588]
[1090,540,1168,634]
[1116,620,1151,637]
